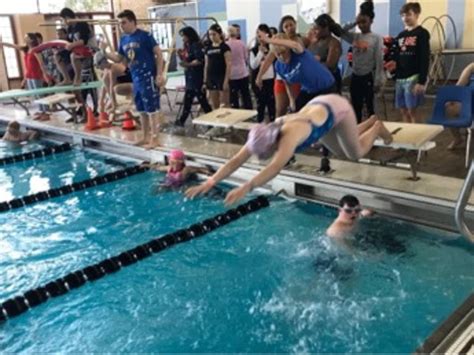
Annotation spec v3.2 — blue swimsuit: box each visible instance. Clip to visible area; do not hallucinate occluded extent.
[295,102,334,153]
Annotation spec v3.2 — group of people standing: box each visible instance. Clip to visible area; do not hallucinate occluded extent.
[176,1,430,130]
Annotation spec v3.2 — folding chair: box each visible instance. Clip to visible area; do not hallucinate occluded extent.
[428,86,473,167]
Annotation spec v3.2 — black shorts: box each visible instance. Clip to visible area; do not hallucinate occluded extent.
[206,76,224,91]
[58,49,71,65]
[117,69,132,84]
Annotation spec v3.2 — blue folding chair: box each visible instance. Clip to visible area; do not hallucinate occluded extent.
[429,85,473,167]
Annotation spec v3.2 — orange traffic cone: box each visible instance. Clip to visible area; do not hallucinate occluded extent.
[98,111,111,128]
[122,111,136,130]
[84,107,99,131]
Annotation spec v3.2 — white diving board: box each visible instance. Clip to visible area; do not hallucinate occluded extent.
[359,122,444,180]
[192,108,258,141]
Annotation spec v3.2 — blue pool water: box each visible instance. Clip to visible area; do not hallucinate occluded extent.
[0,140,48,159]
[0,147,129,202]
[0,147,473,353]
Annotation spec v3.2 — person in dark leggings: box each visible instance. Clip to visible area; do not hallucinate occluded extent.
[203,24,231,109]
[250,24,275,122]
[331,1,384,123]
[227,25,253,109]
[175,26,212,127]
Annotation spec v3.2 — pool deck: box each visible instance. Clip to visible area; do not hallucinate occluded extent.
[0,104,473,232]
[415,293,474,354]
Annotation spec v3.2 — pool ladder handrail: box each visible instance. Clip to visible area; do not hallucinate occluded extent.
[455,159,474,243]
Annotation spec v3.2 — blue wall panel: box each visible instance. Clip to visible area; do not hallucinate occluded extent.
[446,0,465,47]
[197,0,227,34]
[259,0,294,30]
[389,0,405,36]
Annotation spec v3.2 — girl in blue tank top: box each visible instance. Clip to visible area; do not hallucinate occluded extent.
[264,33,336,110]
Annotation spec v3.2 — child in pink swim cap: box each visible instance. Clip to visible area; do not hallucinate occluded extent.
[143,149,212,190]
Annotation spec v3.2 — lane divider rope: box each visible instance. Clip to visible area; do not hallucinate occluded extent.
[0,195,270,322]
[0,143,72,167]
[0,165,149,213]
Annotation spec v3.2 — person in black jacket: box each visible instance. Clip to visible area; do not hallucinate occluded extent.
[175,26,212,127]
[391,2,430,123]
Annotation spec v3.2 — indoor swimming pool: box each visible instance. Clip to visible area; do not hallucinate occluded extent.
[0,142,473,353]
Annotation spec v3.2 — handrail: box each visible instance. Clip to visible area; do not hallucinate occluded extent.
[455,160,474,242]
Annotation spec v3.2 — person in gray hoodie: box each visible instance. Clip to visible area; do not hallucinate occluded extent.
[331,1,384,123]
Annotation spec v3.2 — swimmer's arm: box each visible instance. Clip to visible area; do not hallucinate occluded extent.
[182,166,212,180]
[360,209,375,218]
[210,146,252,184]
[27,130,39,141]
[264,37,304,54]
[141,162,167,172]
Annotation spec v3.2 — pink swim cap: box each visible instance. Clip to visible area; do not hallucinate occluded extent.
[169,149,185,161]
[246,123,281,160]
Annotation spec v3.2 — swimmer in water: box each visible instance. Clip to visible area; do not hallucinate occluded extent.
[326,195,374,240]
[143,149,212,189]
[2,121,38,143]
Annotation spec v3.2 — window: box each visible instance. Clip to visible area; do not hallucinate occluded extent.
[92,14,114,50]
[0,0,37,14]
[0,16,20,78]
[38,0,111,13]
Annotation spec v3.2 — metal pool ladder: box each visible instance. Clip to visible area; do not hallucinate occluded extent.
[455,159,474,242]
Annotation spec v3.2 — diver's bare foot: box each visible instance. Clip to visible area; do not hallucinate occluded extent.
[382,133,393,145]
[377,121,393,145]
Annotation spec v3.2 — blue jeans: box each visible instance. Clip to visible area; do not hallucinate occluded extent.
[395,75,424,109]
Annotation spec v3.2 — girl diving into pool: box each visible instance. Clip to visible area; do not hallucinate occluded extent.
[186,94,393,205]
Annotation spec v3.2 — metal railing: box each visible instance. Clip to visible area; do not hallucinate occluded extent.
[455,160,474,242]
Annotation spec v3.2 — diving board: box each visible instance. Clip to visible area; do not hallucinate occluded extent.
[35,93,80,123]
[373,122,444,150]
[0,81,102,116]
[360,122,444,180]
[193,108,257,128]
[193,108,258,141]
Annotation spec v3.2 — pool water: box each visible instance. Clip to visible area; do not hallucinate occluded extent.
[0,147,130,202]
[0,147,473,353]
[0,140,48,159]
